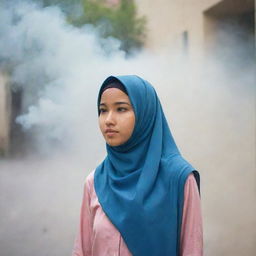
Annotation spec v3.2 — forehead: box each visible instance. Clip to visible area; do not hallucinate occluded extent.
[100,88,130,102]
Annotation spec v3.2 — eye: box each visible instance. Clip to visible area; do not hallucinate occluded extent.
[117,107,127,112]
[99,108,107,114]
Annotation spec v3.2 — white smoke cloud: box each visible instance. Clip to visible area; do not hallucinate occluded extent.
[0,1,208,157]
[0,1,129,156]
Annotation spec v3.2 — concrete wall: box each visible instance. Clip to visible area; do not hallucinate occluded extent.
[135,0,255,56]
[135,0,221,53]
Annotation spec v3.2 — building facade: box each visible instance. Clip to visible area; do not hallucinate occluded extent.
[135,0,255,58]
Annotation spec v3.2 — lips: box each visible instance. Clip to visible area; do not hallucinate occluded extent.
[105,129,118,135]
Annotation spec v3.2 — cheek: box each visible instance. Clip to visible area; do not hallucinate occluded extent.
[124,114,135,134]
[98,117,104,133]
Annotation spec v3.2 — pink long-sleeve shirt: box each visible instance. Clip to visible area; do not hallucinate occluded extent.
[72,171,203,256]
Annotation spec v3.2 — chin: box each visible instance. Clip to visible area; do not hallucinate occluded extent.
[107,141,121,147]
[105,136,129,147]
[106,138,126,147]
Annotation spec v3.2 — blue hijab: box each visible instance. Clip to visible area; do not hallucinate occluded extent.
[94,75,200,256]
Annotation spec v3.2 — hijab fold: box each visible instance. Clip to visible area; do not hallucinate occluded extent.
[94,75,200,256]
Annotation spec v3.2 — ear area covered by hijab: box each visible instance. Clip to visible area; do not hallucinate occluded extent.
[95,75,200,256]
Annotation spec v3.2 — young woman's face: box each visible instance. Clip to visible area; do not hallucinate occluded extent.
[99,88,135,147]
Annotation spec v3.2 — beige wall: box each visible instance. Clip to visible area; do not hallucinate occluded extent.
[135,0,256,56]
[135,0,221,53]
[0,72,11,156]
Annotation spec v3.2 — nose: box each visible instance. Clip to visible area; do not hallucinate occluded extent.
[105,111,116,126]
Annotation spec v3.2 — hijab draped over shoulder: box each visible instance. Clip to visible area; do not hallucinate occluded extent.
[94,75,200,256]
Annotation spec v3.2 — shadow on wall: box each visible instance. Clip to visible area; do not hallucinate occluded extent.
[204,0,255,72]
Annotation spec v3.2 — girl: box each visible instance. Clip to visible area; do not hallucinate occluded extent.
[72,75,203,256]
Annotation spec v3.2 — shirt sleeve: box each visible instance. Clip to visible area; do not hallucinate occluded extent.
[72,176,93,256]
[180,173,203,256]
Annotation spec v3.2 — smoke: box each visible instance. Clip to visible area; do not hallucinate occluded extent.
[0,0,128,157]
[0,1,255,256]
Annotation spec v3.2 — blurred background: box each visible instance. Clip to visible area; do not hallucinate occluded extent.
[0,0,255,255]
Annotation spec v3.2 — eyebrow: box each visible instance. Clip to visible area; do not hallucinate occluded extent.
[99,102,131,106]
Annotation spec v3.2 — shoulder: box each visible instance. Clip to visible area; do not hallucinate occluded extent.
[161,155,200,193]
[161,155,195,180]
[86,170,95,183]
[84,170,96,193]
[183,173,201,204]
[186,171,200,195]
[185,173,198,188]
